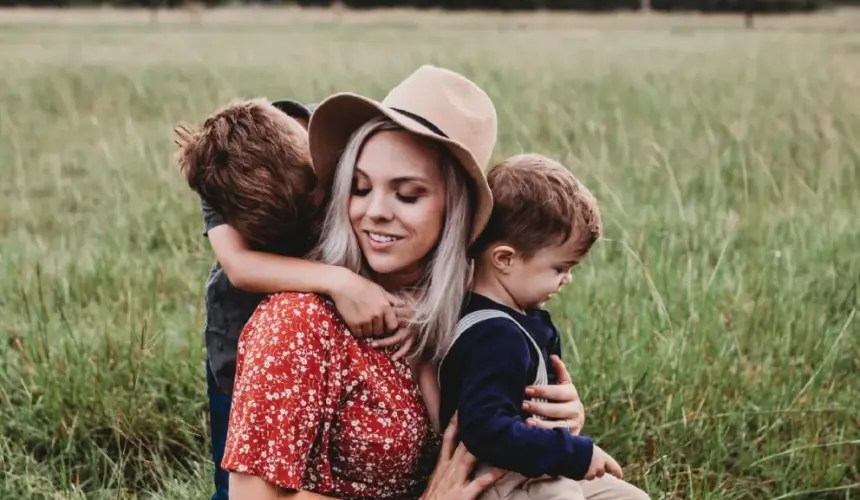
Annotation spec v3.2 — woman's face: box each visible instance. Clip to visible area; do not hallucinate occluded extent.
[349,130,447,286]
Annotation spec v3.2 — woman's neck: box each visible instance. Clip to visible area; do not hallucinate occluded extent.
[371,264,425,294]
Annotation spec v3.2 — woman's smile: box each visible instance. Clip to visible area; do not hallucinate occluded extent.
[364,230,406,250]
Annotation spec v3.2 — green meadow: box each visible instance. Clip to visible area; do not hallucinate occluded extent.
[1,7,858,499]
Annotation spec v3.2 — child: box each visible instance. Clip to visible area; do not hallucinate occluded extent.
[173,98,407,500]
[437,154,649,500]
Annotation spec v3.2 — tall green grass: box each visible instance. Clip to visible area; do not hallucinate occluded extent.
[1,8,858,499]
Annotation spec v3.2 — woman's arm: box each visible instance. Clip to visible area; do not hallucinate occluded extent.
[420,414,507,500]
[221,294,348,495]
[230,473,338,500]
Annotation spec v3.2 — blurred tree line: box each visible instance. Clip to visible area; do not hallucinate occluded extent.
[299,0,828,11]
[2,0,854,12]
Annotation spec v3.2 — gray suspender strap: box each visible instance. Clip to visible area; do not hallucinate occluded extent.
[439,309,550,418]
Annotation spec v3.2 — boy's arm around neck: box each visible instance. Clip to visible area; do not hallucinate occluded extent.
[206,223,401,336]
[207,223,341,295]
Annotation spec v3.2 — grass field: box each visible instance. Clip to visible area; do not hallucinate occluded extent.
[1,6,859,499]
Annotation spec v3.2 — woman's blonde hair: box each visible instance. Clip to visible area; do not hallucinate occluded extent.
[309,116,474,361]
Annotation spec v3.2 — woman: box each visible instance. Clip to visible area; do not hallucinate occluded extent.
[221,65,586,500]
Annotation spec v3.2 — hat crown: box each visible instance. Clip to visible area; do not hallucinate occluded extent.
[382,65,498,171]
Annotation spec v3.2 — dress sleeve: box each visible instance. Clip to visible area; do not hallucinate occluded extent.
[221,292,347,492]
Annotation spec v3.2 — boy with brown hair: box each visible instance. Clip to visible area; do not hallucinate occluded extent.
[174,97,406,500]
[438,154,649,500]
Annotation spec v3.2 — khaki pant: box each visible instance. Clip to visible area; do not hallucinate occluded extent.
[479,467,651,500]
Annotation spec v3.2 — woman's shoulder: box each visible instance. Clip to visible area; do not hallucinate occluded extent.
[243,291,347,343]
[237,292,350,375]
[259,290,331,307]
[256,291,340,320]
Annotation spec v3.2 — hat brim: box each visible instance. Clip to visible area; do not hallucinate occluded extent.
[308,92,492,244]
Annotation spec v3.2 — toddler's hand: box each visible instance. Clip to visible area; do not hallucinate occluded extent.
[329,269,400,338]
[585,445,623,481]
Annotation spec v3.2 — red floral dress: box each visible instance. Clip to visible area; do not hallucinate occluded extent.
[222,292,440,500]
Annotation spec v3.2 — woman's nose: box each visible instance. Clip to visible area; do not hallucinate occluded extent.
[365,191,394,221]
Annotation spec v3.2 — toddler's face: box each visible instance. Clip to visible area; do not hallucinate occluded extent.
[506,237,585,310]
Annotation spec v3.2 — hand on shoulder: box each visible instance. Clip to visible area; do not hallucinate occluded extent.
[327,267,402,338]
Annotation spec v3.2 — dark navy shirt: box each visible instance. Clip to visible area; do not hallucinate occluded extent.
[438,293,594,480]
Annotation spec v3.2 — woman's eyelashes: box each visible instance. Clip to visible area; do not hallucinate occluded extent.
[396,193,421,204]
[395,183,428,204]
[350,184,424,204]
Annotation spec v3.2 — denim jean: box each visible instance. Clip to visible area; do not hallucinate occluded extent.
[207,360,232,500]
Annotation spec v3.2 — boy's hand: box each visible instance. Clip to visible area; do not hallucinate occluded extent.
[329,269,400,338]
[371,302,418,361]
[585,445,623,481]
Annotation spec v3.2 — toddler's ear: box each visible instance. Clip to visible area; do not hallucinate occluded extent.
[489,244,518,273]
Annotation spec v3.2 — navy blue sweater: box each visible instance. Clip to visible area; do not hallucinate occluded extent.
[438,293,594,480]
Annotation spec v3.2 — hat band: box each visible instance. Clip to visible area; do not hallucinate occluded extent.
[391,107,449,139]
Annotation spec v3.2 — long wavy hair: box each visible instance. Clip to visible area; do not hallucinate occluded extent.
[309,116,474,361]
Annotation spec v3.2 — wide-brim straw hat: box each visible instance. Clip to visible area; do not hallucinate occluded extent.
[308,65,497,244]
